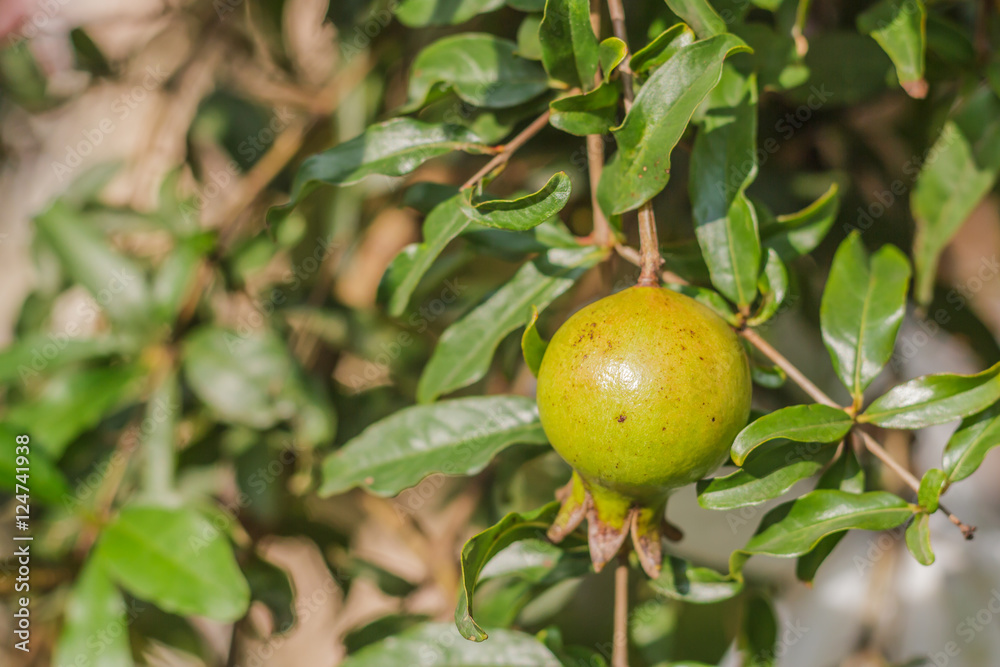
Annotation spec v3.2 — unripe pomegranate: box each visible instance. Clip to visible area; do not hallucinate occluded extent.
[536,286,751,576]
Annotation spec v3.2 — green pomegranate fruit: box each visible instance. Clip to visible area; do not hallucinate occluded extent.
[536,286,752,577]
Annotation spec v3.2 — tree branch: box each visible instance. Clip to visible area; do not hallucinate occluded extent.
[613,559,630,667]
[460,110,551,190]
[587,0,614,248]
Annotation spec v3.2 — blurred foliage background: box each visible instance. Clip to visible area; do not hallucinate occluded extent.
[1,0,1000,665]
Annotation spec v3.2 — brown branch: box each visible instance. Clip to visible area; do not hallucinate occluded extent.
[613,559,630,667]
[587,0,614,248]
[739,328,838,408]
[460,111,551,190]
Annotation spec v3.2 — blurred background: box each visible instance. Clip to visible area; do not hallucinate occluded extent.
[1,0,1000,665]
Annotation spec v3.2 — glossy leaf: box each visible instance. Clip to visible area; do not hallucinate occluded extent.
[860,361,1000,429]
[905,513,935,565]
[456,502,560,641]
[407,34,550,109]
[35,201,151,327]
[320,396,547,496]
[690,67,760,306]
[417,246,606,402]
[517,14,544,60]
[598,34,750,216]
[912,89,1000,305]
[96,505,250,621]
[917,467,947,513]
[748,248,788,326]
[342,623,563,666]
[182,326,295,429]
[731,490,912,574]
[549,85,619,136]
[943,403,1000,482]
[54,557,133,667]
[820,234,911,403]
[649,554,743,603]
[666,283,738,325]
[539,0,600,90]
[397,0,506,26]
[731,404,853,465]
[598,37,628,81]
[630,24,695,74]
[521,307,548,376]
[857,0,927,98]
[663,0,727,38]
[697,440,836,510]
[269,119,489,225]
[460,172,572,230]
[760,184,839,262]
[381,195,466,317]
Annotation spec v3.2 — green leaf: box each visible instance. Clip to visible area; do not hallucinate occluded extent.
[748,248,788,326]
[598,34,750,216]
[35,201,151,327]
[6,365,143,458]
[917,467,947,513]
[407,34,550,109]
[417,245,606,402]
[381,195,467,318]
[732,22,810,91]
[697,440,836,510]
[152,232,212,322]
[740,593,777,667]
[456,502,561,641]
[649,554,743,603]
[182,326,296,429]
[0,425,70,505]
[820,234,911,403]
[731,490,912,574]
[96,505,250,621]
[857,0,927,98]
[517,14,544,60]
[319,396,547,497]
[268,119,490,225]
[666,283,738,324]
[460,172,572,230]
[521,307,548,377]
[760,183,840,262]
[599,37,628,82]
[54,557,133,667]
[0,332,136,385]
[509,0,545,10]
[663,0,727,38]
[244,554,296,634]
[943,403,1000,483]
[905,512,935,565]
[343,623,563,666]
[630,23,696,74]
[549,84,619,136]
[539,0,600,90]
[860,361,1000,429]
[396,0,506,26]
[690,67,760,306]
[731,404,853,466]
[141,372,179,499]
[912,88,1000,306]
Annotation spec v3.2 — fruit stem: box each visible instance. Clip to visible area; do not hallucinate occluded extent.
[460,110,552,190]
[613,558,630,667]
[605,0,662,286]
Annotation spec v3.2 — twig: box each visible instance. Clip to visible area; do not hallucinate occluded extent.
[460,111,552,190]
[613,559,630,667]
[586,0,613,248]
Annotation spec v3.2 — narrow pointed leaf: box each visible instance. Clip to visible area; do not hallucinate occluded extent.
[549,84,619,136]
[650,555,743,603]
[539,0,600,90]
[407,34,550,109]
[917,468,947,513]
[943,403,1000,482]
[630,23,695,74]
[456,502,561,641]
[697,440,836,510]
[905,513,935,565]
[760,184,839,261]
[663,0,726,38]
[820,234,911,402]
[320,396,546,497]
[396,0,506,26]
[460,172,572,230]
[858,0,927,98]
[521,307,548,376]
[912,88,1000,306]
[417,246,606,402]
[860,361,1000,429]
[598,34,750,215]
[748,248,788,326]
[344,623,562,665]
[96,505,250,621]
[731,404,853,465]
[54,558,133,667]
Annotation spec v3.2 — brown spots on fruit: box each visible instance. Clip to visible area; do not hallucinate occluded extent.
[618,414,627,423]
[712,417,716,422]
